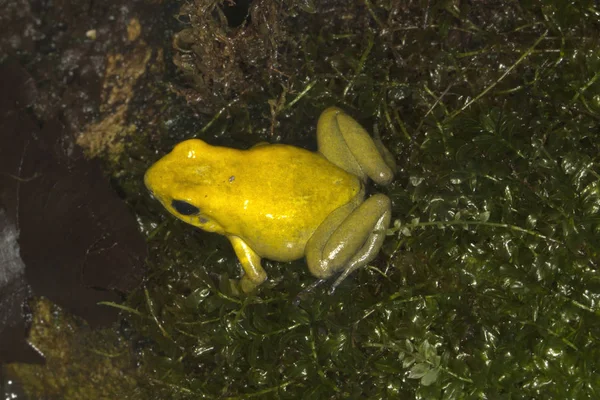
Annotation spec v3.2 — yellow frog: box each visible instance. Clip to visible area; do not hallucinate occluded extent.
[144,107,396,293]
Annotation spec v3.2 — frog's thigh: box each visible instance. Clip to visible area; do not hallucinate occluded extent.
[305,202,356,279]
[229,236,267,293]
[323,193,391,271]
[330,195,392,289]
[306,194,391,279]
[317,107,395,185]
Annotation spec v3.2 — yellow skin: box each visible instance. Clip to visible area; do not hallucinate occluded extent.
[145,107,396,293]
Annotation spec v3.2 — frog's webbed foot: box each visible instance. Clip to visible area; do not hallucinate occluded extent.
[317,107,396,185]
[228,236,267,293]
[306,194,392,289]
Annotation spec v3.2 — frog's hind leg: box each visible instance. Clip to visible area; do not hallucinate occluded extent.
[317,107,396,185]
[305,202,356,279]
[306,194,392,288]
[329,198,391,293]
[328,194,392,292]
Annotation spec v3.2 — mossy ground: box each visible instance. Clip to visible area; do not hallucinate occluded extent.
[11,0,598,398]
[113,1,600,398]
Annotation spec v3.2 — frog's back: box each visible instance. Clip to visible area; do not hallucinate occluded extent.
[243,143,361,217]
[213,144,362,260]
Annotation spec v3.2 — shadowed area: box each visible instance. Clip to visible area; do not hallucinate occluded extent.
[0,60,146,364]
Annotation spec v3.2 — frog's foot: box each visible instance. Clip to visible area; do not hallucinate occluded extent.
[306,194,392,288]
[317,107,396,185]
[239,274,265,294]
[223,277,259,297]
[229,236,268,293]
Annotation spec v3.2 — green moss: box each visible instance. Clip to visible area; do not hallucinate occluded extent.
[117,0,600,398]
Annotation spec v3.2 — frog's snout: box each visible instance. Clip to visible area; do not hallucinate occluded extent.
[144,163,159,193]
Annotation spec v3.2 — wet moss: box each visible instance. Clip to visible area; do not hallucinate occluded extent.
[117,0,600,398]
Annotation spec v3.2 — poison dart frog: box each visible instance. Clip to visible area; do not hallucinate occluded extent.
[144,107,396,293]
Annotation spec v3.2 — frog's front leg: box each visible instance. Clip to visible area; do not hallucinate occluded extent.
[305,193,392,288]
[228,236,267,293]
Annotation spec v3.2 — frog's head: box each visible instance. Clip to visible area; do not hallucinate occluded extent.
[144,139,226,234]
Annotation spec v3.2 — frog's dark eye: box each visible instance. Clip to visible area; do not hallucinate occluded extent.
[171,199,199,216]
